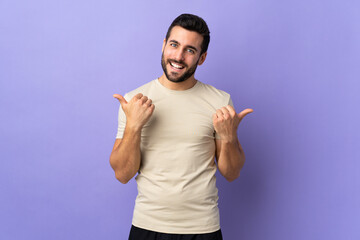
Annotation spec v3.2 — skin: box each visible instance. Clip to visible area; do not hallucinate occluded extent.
[110,26,253,183]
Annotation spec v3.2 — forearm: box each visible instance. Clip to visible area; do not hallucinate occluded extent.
[110,126,142,184]
[217,138,245,182]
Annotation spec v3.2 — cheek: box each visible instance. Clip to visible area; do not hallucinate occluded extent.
[190,55,201,65]
[163,52,173,62]
[163,47,175,56]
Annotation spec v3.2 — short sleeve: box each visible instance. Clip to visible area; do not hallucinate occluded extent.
[214,95,233,140]
[115,93,129,139]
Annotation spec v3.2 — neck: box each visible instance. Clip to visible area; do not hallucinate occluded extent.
[158,74,197,91]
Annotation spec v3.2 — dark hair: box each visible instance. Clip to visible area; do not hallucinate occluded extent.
[165,14,210,55]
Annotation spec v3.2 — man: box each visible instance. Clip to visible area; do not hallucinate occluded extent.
[110,14,253,240]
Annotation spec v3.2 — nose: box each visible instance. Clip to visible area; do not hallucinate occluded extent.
[174,48,185,62]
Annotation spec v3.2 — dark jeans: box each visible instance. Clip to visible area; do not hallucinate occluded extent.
[129,225,223,240]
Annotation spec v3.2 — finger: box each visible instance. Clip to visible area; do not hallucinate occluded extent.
[212,113,218,121]
[225,105,236,117]
[148,103,155,113]
[220,107,230,118]
[113,94,128,106]
[145,98,152,107]
[134,93,144,99]
[140,96,149,104]
[238,108,254,119]
[216,109,224,119]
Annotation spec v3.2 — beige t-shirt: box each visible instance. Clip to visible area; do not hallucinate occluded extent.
[116,79,232,234]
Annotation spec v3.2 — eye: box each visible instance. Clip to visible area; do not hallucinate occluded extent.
[187,49,195,54]
[170,43,177,47]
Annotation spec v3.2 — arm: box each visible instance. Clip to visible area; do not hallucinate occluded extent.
[213,105,253,182]
[215,138,245,182]
[109,128,142,184]
[109,93,154,184]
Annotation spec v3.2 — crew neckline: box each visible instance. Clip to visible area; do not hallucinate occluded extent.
[155,78,201,94]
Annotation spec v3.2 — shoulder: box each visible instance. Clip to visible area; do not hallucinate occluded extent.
[123,79,157,101]
[197,81,231,104]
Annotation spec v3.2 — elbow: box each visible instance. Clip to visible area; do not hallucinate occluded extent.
[224,171,240,182]
[109,157,131,184]
[218,161,242,182]
[109,154,117,170]
[225,158,245,182]
[115,172,131,184]
[221,162,242,182]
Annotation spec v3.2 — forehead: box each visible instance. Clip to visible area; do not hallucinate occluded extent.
[167,26,203,50]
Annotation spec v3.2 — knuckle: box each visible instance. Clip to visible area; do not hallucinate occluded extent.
[135,100,142,106]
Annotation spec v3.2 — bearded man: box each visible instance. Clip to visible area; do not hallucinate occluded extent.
[110,13,253,240]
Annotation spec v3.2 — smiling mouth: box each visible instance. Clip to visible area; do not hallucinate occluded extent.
[169,61,185,70]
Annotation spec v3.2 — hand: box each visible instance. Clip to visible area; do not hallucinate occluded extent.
[113,93,155,130]
[213,105,253,142]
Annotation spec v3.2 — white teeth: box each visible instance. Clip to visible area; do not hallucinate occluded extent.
[170,62,184,69]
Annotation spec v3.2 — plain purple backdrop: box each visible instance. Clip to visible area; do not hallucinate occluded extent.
[1,0,359,239]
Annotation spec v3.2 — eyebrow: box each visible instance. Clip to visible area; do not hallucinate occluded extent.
[169,40,198,52]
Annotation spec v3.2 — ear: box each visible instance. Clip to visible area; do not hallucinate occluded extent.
[162,39,166,52]
[198,52,207,66]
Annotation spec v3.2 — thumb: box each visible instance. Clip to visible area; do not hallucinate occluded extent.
[238,108,254,120]
[113,94,128,107]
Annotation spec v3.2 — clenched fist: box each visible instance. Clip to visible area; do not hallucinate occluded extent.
[113,93,155,131]
[213,105,253,142]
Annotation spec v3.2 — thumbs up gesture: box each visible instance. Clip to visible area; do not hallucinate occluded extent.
[213,105,253,142]
[113,93,155,131]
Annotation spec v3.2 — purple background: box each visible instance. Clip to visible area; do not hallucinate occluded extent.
[1,0,359,239]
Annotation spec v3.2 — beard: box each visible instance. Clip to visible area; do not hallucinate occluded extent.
[161,52,199,83]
